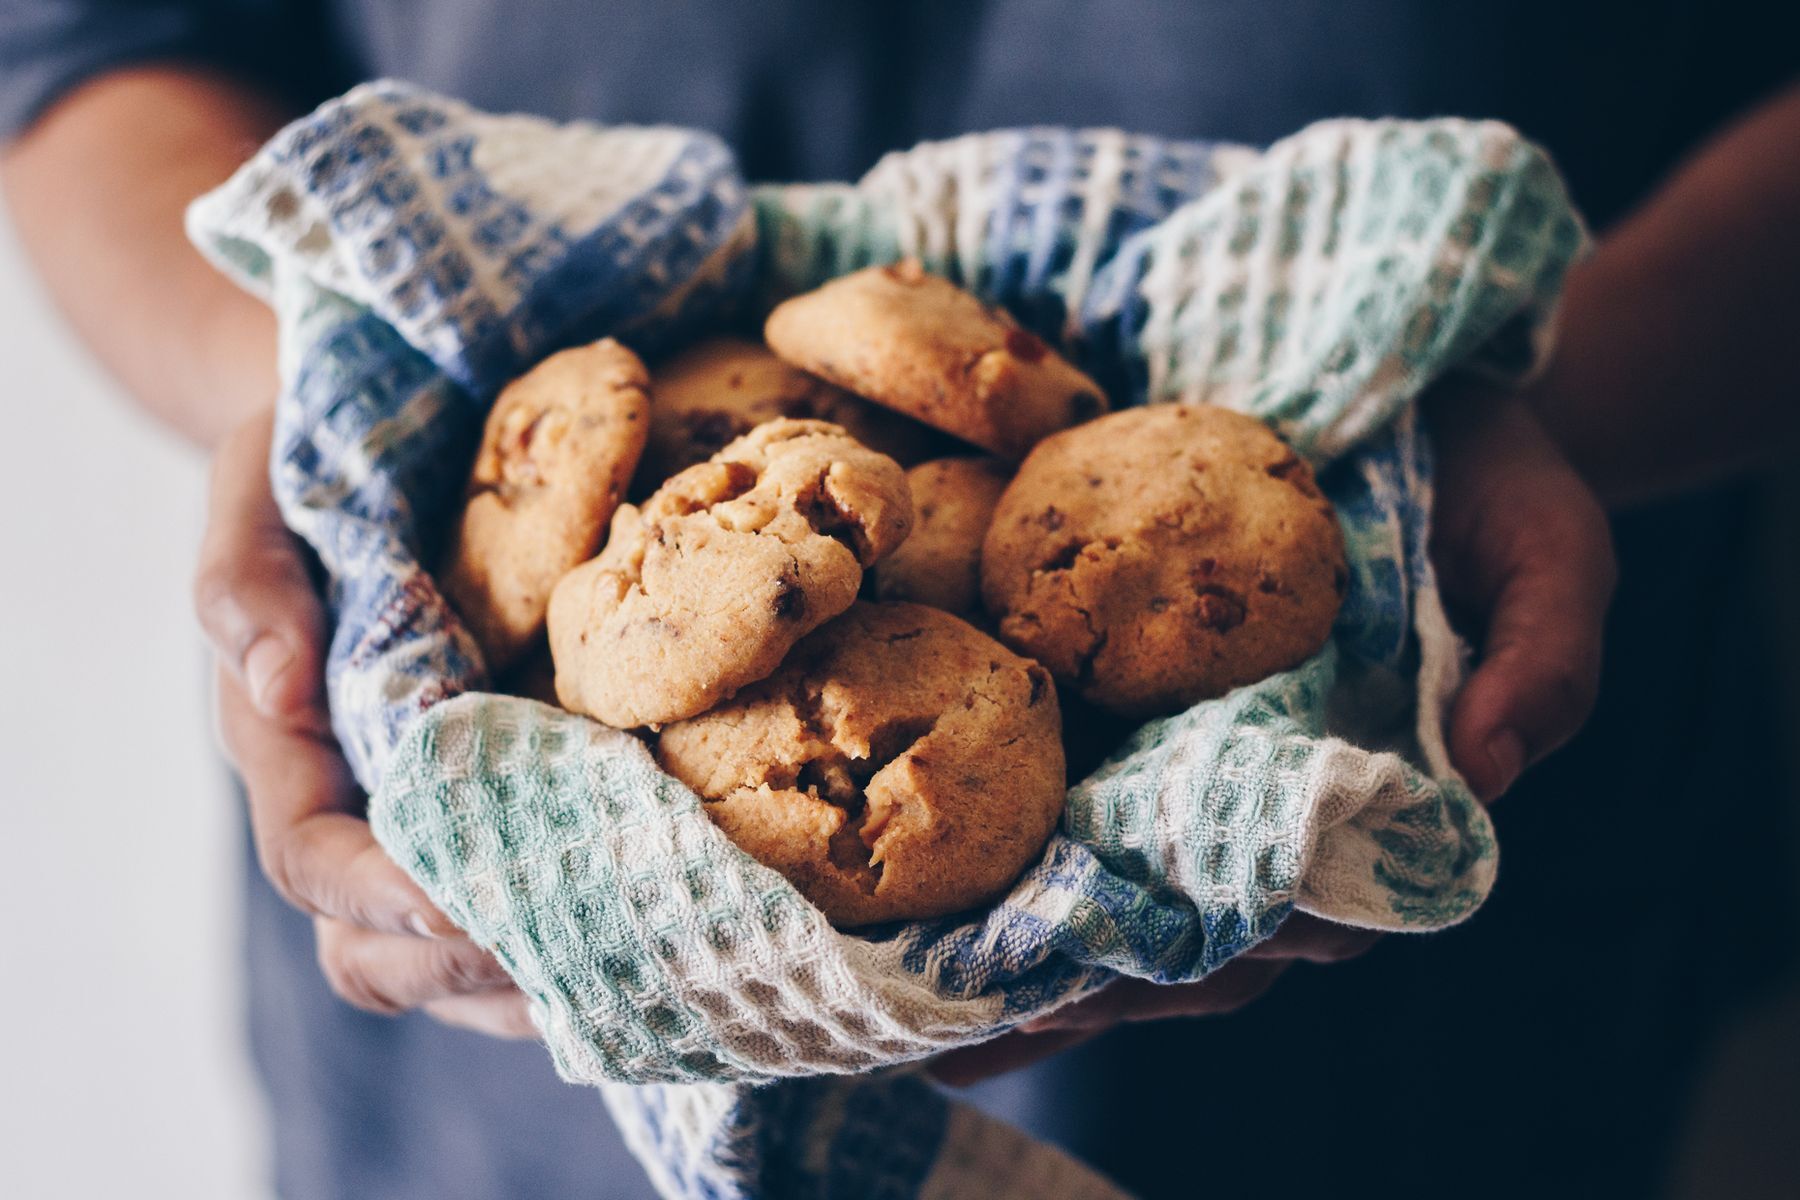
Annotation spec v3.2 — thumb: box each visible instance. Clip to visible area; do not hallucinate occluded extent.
[1447,485,1615,801]
[194,408,327,723]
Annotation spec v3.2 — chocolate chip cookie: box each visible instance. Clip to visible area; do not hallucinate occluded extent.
[547,419,913,728]
[639,337,934,489]
[440,338,649,671]
[763,259,1108,460]
[871,457,1011,618]
[656,601,1065,927]
[981,404,1346,717]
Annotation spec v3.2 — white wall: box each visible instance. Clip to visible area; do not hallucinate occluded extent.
[0,207,269,1198]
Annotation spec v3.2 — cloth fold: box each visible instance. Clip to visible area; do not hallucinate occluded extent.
[189,81,1584,1198]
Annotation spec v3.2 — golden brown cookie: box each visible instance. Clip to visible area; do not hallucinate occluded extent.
[638,337,934,489]
[548,419,912,728]
[871,457,1011,617]
[981,404,1347,717]
[440,339,649,671]
[763,259,1108,460]
[656,602,1065,927]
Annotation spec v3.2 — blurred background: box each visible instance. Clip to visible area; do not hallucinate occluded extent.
[0,201,270,1197]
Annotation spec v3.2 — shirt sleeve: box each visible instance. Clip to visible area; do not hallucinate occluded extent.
[0,1,346,143]
[0,1,217,140]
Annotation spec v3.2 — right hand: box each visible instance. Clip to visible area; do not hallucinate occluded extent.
[928,914,1378,1087]
[1426,387,1616,801]
[196,409,535,1039]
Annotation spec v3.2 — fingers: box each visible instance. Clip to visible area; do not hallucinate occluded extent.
[194,407,326,722]
[1429,390,1617,801]
[927,1026,1096,1089]
[1020,957,1293,1036]
[1445,474,1615,801]
[314,916,536,1039]
[218,664,461,938]
[199,409,501,1038]
[1241,913,1380,963]
[930,918,1377,1087]
[423,991,540,1041]
[315,918,513,1015]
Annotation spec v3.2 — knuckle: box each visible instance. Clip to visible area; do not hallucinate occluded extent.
[315,932,400,1015]
[342,843,413,934]
[433,946,499,997]
[1541,662,1601,731]
[1561,497,1618,596]
[330,962,401,1015]
[191,565,242,645]
[260,833,324,919]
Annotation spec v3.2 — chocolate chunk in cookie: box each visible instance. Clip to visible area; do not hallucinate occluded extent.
[548,419,912,727]
[871,457,1011,618]
[981,404,1346,717]
[638,337,935,490]
[656,601,1065,927]
[764,259,1108,460]
[439,338,649,671]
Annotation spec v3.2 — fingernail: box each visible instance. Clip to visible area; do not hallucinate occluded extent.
[243,635,294,714]
[1484,730,1526,800]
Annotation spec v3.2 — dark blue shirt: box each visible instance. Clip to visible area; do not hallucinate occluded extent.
[3,1,1795,225]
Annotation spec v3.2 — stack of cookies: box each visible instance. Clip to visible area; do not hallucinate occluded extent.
[436,260,1347,929]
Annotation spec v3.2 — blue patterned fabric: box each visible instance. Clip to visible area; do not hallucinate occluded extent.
[190,82,1584,1198]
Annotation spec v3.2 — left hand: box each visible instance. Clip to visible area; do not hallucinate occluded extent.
[932,385,1614,1087]
[199,409,537,1041]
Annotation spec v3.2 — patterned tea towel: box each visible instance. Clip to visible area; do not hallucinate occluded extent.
[189,82,1585,1199]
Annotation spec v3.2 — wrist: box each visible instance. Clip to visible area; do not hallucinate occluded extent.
[191,297,280,447]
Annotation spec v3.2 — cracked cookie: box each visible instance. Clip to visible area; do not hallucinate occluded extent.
[547,418,913,728]
[981,404,1346,717]
[763,259,1108,460]
[655,601,1065,927]
[440,338,649,671]
[871,457,1011,618]
[638,337,935,490]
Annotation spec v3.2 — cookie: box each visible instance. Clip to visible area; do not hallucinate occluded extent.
[870,457,1011,617]
[638,337,934,489]
[656,602,1065,928]
[981,404,1347,717]
[548,419,913,728]
[763,259,1108,460]
[440,338,649,671]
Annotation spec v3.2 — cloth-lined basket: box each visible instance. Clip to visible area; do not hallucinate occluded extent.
[190,82,1583,1199]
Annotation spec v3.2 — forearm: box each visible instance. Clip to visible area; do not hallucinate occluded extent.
[1530,82,1800,509]
[1,66,290,448]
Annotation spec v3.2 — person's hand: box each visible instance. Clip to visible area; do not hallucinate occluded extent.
[196,409,535,1040]
[1427,384,1617,801]
[928,914,1377,1087]
[930,386,1612,1088]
